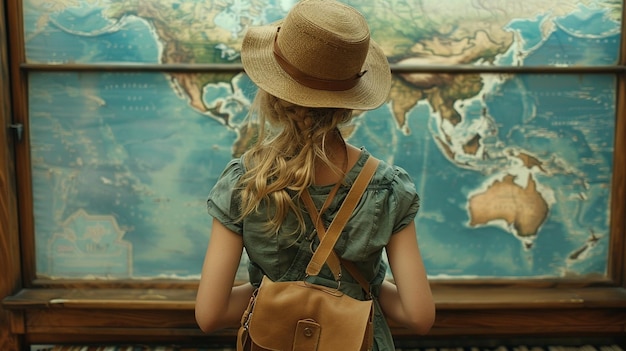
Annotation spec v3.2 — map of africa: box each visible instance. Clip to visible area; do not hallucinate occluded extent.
[24,0,621,279]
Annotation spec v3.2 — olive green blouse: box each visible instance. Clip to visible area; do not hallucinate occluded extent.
[206,149,420,351]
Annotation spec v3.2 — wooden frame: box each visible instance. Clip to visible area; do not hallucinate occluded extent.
[1,1,626,350]
[0,1,24,350]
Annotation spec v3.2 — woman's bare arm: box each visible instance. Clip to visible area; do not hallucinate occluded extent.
[195,219,256,333]
[379,221,435,334]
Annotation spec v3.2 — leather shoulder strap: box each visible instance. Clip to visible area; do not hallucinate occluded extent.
[301,192,343,279]
[305,156,379,277]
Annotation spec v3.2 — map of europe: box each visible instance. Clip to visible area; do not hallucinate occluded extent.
[24,0,622,279]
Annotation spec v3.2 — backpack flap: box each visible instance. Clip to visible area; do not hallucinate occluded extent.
[247,276,373,351]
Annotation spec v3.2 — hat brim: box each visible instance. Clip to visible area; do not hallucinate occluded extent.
[241,23,391,110]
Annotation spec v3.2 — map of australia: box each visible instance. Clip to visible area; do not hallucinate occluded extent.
[23,0,621,279]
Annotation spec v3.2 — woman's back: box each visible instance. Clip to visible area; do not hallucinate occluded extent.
[208,148,419,285]
[206,147,424,350]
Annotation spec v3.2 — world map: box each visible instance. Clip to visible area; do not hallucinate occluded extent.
[24,0,621,279]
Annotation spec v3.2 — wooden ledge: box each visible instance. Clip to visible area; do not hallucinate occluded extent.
[433,285,626,309]
[3,287,198,310]
[5,285,626,311]
[3,286,626,344]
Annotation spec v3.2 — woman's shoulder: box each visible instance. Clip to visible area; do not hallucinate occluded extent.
[356,148,416,190]
[208,157,246,198]
[217,157,246,181]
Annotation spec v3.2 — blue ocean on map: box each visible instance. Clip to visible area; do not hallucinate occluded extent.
[24,3,619,279]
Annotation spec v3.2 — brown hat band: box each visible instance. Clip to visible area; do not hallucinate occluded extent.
[272,29,367,92]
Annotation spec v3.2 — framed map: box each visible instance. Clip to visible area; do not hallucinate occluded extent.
[22,0,623,280]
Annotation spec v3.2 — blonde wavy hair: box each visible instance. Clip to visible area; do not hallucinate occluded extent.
[238,90,354,235]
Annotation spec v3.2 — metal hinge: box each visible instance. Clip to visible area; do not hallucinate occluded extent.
[9,123,23,141]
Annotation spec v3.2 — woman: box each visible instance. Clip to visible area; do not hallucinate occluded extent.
[195,0,435,349]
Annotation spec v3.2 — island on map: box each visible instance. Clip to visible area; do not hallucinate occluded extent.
[468,173,549,248]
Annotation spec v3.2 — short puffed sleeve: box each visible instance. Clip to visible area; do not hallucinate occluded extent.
[390,166,420,234]
[206,159,244,235]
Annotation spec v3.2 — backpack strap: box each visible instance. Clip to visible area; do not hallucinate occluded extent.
[303,155,379,285]
[303,182,344,279]
[301,191,373,295]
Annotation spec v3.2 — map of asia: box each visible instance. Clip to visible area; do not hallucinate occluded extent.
[23,0,622,279]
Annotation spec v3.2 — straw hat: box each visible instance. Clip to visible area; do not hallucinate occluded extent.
[241,0,391,110]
